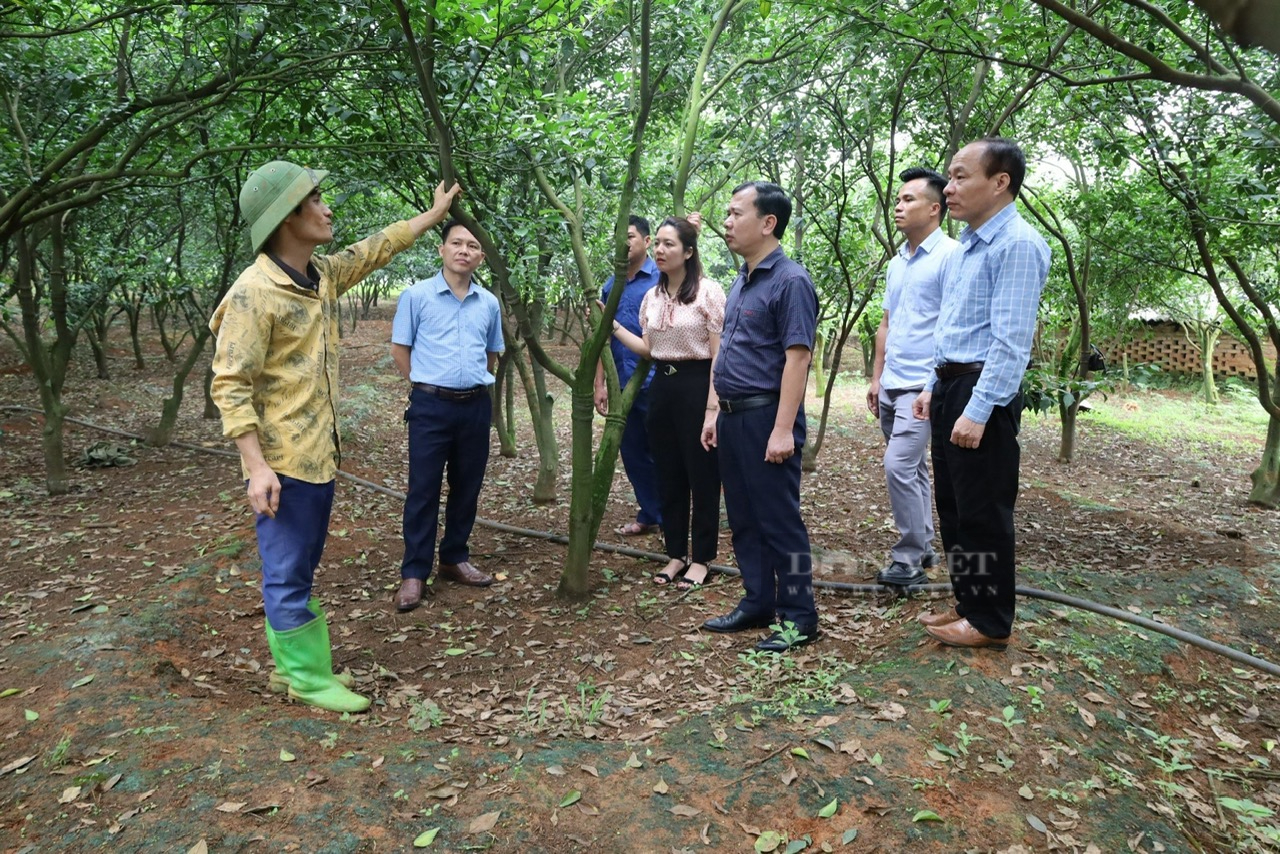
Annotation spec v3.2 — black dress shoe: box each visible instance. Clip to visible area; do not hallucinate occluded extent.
[702,608,774,633]
[876,561,927,587]
[755,626,821,653]
[921,550,940,570]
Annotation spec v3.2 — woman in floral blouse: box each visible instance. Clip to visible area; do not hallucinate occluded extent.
[611,215,725,588]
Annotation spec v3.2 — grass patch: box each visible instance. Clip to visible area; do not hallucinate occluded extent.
[1081,389,1269,453]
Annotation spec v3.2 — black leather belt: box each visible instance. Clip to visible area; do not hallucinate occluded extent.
[934,362,984,380]
[654,359,712,376]
[718,393,779,413]
[413,382,488,401]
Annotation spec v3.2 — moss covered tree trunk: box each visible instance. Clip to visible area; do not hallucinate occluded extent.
[1250,375,1280,508]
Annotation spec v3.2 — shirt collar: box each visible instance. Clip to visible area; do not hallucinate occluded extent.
[741,245,787,280]
[629,257,660,283]
[960,201,1018,247]
[264,252,319,291]
[898,226,947,260]
[432,271,479,297]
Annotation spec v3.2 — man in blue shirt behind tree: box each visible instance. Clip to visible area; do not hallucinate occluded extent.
[595,215,665,536]
[393,220,504,612]
[912,138,1050,650]
[700,181,819,653]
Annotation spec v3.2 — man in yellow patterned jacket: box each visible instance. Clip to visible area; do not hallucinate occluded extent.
[211,161,460,713]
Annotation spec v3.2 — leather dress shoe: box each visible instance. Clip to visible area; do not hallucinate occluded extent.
[702,608,774,634]
[396,578,426,612]
[916,606,961,628]
[921,550,940,570]
[755,626,820,653]
[925,618,1011,650]
[876,561,927,587]
[439,561,493,587]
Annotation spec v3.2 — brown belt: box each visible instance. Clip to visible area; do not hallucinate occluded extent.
[934,362,984,380]
[413,383,488,401]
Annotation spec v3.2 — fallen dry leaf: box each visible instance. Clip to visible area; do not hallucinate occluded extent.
[469,811,501,833]
[0,755,35,776]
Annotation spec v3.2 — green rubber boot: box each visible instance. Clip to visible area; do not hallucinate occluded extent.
[267,599,354,693]
[266,615,370,713]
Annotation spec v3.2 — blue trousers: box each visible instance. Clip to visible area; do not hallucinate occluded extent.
[255,475,335,631]
[717,404,817,629]
[619,387,663,526]
[400,389,492,580]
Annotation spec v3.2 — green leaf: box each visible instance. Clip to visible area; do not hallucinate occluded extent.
[841,829,859,845]
[783,840,807,854]
[413,828,440,847]
[71,675,94,688]
[912,810,943,822]
[755,830,783,852]
[279,749,295,762]
[0,688,19,698]
[818,798,838,818]
[790,747,810,760]
[559,790,581,807]
[24,709,38,721]
[444,649,467,656]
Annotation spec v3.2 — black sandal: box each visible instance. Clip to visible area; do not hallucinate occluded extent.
[677,562,711,590]
[653,560,688,586]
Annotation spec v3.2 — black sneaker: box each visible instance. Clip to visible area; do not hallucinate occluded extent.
[876,561,927,587]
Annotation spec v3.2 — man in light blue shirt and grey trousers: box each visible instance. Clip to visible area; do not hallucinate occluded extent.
[912,138,1050,650]
[392,220,505,612]
[867,167,957,589]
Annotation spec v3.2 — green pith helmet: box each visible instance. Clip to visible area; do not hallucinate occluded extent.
[239,160,329,255]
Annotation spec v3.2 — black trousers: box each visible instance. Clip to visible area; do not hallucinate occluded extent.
[646,360,720,563]
[930,372,1021,639]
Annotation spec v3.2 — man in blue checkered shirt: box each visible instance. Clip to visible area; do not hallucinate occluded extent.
[911,138,1050,650]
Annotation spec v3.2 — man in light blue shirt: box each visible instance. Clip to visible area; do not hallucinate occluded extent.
[866,167,957,588]
[912,138,1050,650]
[391,221,504,611]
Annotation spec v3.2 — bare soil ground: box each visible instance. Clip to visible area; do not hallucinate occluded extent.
[1,308,1278,853]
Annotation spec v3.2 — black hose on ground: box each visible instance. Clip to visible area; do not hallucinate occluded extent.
[6,403,1279,678]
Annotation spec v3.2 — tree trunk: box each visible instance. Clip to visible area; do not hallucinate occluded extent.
[802,314,855,472]
[86,326,110,380]
[154,304,179,361]
[148,327,211,446]
[1058,399,1079,464]
[559,390,626,599]
[1250,376,1280,508]
[811,328,826,397]
[492,351,518,458]
[512,345,558,502]
[202,362,218,419]
[124,305,145,369]
[14,225,75,495]
[1200,325,1220,405]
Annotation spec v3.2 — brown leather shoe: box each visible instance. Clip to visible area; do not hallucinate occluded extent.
[917,606,962,628]
[925,618,1011,650]
[438,561,493,587]
[395,578,425,612]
